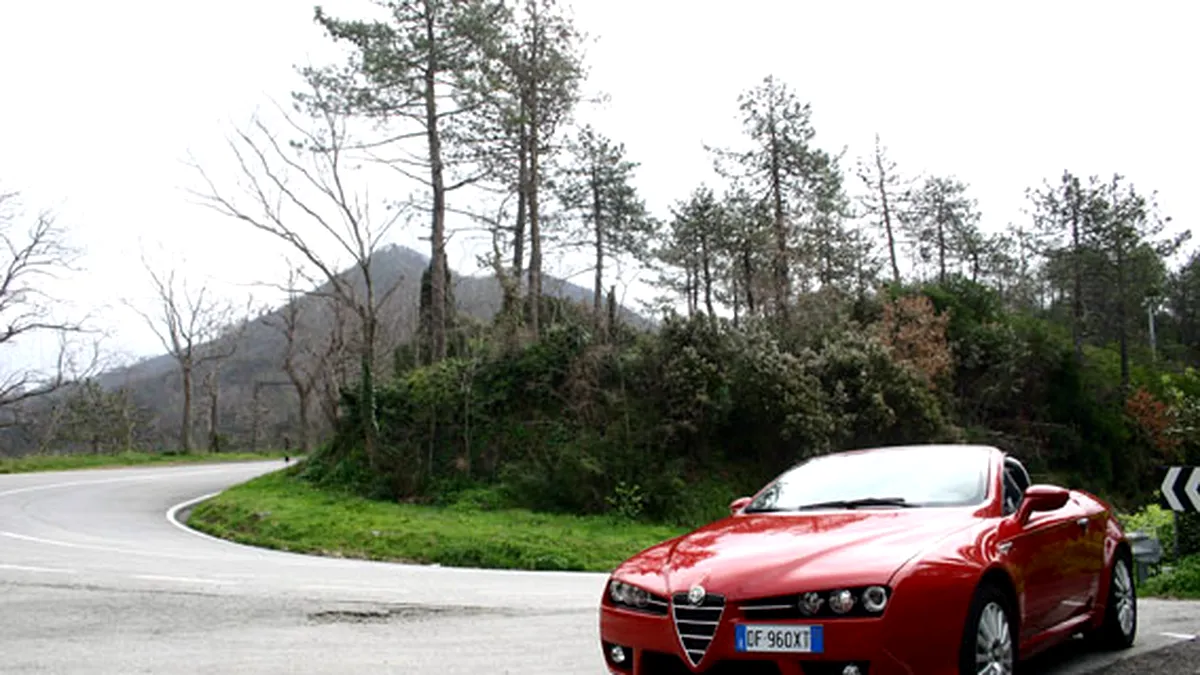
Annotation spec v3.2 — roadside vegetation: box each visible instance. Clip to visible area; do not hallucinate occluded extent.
[1141,554,1200,599]
[0,450,295,474]
[187,467,684,572]
[1120,503,1200,598]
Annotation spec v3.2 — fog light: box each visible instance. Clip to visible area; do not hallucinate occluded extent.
[842,665,862,675]
[609,645,627,664]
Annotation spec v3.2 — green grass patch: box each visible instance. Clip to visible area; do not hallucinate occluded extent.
[187,469,689,572]
[0,450,297,474]
[1141,554,1200,599]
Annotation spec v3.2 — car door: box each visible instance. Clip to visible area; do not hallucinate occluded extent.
[1003,507,1078,638]
[1069,493,1108,611]
[997,458,1091,637]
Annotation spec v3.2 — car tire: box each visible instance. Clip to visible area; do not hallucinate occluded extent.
[1086,551,1137,651]
[959,582,1017,675]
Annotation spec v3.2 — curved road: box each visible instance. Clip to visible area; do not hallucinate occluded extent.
[0,462,1196,674]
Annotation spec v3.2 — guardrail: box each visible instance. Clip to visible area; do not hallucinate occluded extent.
[1127,531,1163,584]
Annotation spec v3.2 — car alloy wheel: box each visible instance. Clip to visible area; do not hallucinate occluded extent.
[1112,558,1136,639]
[974,601,1014,675]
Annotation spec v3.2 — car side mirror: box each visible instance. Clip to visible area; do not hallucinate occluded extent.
[1016,484,1069,524]
[729,497,752,515]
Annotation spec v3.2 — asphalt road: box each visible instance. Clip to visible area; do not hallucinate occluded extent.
[0,461,1196,674]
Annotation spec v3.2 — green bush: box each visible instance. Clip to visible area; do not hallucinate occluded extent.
[301,308,960,523]
[1120,503,1176,562]
[301,278,1189,526]
[1141,554,1200,599]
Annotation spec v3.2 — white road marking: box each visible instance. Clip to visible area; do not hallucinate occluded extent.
[132,574,234,585]
[1160,632,1197,640]
[0,563,76,574]
[0,528,210,560]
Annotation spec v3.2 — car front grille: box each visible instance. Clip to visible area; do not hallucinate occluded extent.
[671,591,725,666]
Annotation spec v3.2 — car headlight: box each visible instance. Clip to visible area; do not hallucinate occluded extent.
[745,586,891,619]
[607,579,666,615]
[862,585,888,613]
[799,591,824,615]
[829,589,855,614]
[814,586,890,615]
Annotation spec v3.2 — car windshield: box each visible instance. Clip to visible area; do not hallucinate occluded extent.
[744,446,991,512]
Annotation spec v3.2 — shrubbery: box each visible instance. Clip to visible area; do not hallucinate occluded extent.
[302,279,1192,526]
[303,292,954,525]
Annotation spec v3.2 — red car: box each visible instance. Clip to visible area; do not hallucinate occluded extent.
[599,444,1137,675]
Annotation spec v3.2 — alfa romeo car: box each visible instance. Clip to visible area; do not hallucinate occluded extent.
[599,444,1137,675]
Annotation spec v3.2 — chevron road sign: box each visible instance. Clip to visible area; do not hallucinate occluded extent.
[1159,466,1200,513]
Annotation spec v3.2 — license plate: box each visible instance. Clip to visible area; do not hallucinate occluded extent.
[735,623,824,653]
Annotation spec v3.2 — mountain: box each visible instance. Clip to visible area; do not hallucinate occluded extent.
[2,245,652,455]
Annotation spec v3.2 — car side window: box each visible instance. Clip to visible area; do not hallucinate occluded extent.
[1002,457,1030,516]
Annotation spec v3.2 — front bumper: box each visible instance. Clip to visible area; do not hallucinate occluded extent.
[600,605,915,675]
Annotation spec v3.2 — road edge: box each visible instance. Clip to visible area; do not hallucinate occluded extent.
[165,491,242,546]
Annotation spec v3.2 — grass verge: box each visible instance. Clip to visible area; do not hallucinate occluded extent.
[186,469,688,572]
[0,450,296,474]
[1141,554,1200,599]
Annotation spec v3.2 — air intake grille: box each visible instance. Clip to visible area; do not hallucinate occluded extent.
[671,592,725,666]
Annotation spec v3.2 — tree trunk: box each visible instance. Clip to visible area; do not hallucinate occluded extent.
[424,1,448,362]
[1116,234,1129,389]
[180,363,193,452]
[525,3,543,339]
[591,165,604,319]
[732,277,741,327]
[701,233,714,318]
[250,384,262,453]
[297,386,311,453]
[768,115,789,319]
[360,284,380,468]
[936,198,947,284]
[606,285,616,332]
[206,366,220,452]
[741,243,756,314]
[508,115,529,319]
[875,140,901,285]
[1070,182,1084,365]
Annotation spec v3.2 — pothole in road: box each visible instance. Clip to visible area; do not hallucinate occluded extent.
[307,605,496,624]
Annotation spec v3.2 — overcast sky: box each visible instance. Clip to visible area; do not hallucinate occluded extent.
[2,0,1197,373]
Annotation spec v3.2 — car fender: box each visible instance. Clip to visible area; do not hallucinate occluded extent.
[878,520,998,674]
[1085,511,1131,631]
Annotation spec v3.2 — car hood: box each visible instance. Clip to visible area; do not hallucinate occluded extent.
[614,509,979,599]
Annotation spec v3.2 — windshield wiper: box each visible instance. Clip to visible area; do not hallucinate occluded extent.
[794,497,915,510]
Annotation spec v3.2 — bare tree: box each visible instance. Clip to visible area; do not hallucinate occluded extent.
[856,134,908,285]
[189,76,405,469]
[259,263,341,453]
[129,255,243,452]
[0,190,101,420]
